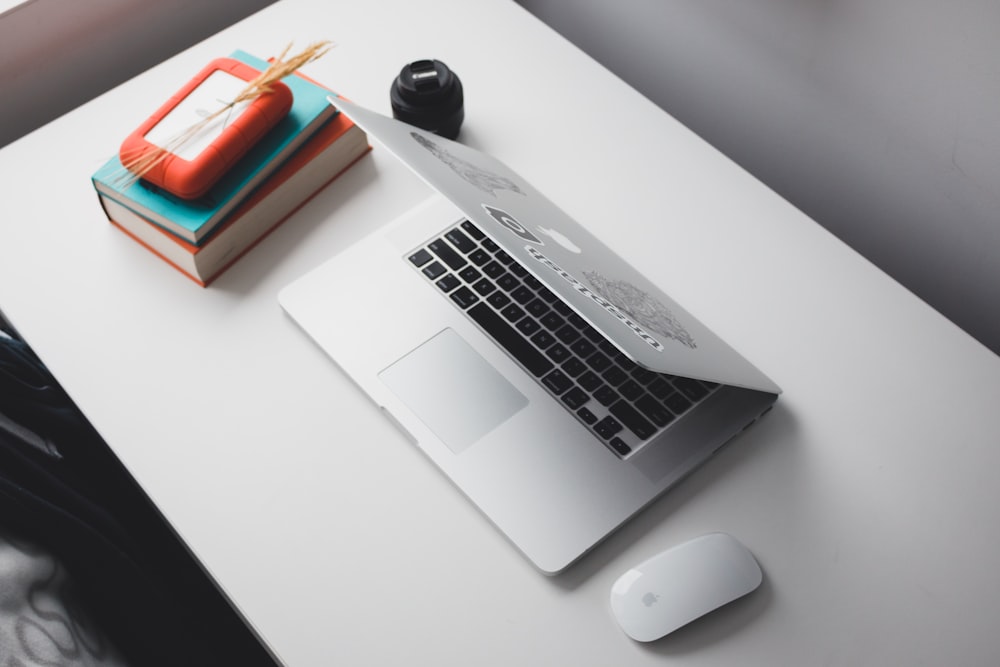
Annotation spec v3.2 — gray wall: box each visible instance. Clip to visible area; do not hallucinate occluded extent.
[0,0,277,148]
[516,0,1000,355]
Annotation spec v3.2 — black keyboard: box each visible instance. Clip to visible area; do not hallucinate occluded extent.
[407,219,719,458]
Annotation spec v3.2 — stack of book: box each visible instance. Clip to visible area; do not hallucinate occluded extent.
[91,50,370,286]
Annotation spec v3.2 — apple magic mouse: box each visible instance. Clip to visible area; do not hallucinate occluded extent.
[610,532,763,642]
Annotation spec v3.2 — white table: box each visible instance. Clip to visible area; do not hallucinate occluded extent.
[2,1,999,664]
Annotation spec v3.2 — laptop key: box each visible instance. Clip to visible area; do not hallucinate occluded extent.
[526,299,550,318]
[561,386,589,409]
[598,339,619,357]
[408,248,433,267]
[545,343,570,364]
[487,292,512,309]
[614,354,639,373]
[445,228,477,253]
[555,324,580,344]
[472,278,496,296]
[608,437,632,456]
[631,367,657,385]
[594,416,623,440]
[636,394,675,428]
[648,377,673,399]
[436,274,460,292]
[619,379,644,401]
[460,220,485,240]
[601,365,628,387]
[569,338,596,359]
[561,357,587,378]
[500,303,525,322]
[522,274,543,290]
[540,312,565,331]
[578,371,602,391]
[663,391,692,415]
[497,273,519,292]
[536,288,559,303]
[674,377,708,401]
[515,317,541,336]
[468,249,491,266]
[450,286,479,309]
[593,384,619,406]
[542,369,573,395]
[468,303,553,377]
[576,406,598,425]
[609,400,656,440]
[428,238,467,270]
[482,261,505,279]
[510,286,535,304]
[586,351,613,373]
[422,261,446,280]
[458,266,481,283]
[531,330,555,349]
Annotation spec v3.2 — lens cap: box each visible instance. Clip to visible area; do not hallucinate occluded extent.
[390,59,464,139]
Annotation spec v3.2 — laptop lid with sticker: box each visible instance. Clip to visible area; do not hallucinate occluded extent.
[331,97,779,394]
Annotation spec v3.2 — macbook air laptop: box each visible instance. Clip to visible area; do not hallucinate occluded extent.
[279,97,780,574]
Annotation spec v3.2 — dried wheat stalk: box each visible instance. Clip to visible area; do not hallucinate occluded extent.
[118,41,332,190]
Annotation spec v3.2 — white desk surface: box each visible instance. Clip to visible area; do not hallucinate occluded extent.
[2,0,1000,664]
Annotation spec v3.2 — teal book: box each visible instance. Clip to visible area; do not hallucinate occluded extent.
[92,50,338,245]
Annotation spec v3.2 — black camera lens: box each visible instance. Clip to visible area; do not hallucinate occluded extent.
[390,59,464,139]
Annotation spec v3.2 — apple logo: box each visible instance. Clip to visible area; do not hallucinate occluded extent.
[641,592,660,607]
[537,226,582,254]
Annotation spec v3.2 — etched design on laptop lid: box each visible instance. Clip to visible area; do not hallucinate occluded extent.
[584,271,697,350]
[411,132,525,198]
[330,96,780,394]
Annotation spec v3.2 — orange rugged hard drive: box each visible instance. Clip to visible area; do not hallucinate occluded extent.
[119,57,292,200]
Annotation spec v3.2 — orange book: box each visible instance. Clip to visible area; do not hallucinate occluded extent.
[99,105,370,286]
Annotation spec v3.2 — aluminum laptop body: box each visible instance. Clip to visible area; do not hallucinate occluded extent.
[279,98,780,574]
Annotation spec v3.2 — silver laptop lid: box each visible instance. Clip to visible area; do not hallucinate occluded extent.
[331,97,779,394]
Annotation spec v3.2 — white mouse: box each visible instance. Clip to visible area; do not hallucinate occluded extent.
[610,532,763,642]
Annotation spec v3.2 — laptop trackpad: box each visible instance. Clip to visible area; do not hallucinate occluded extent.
[378,328,528,454]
